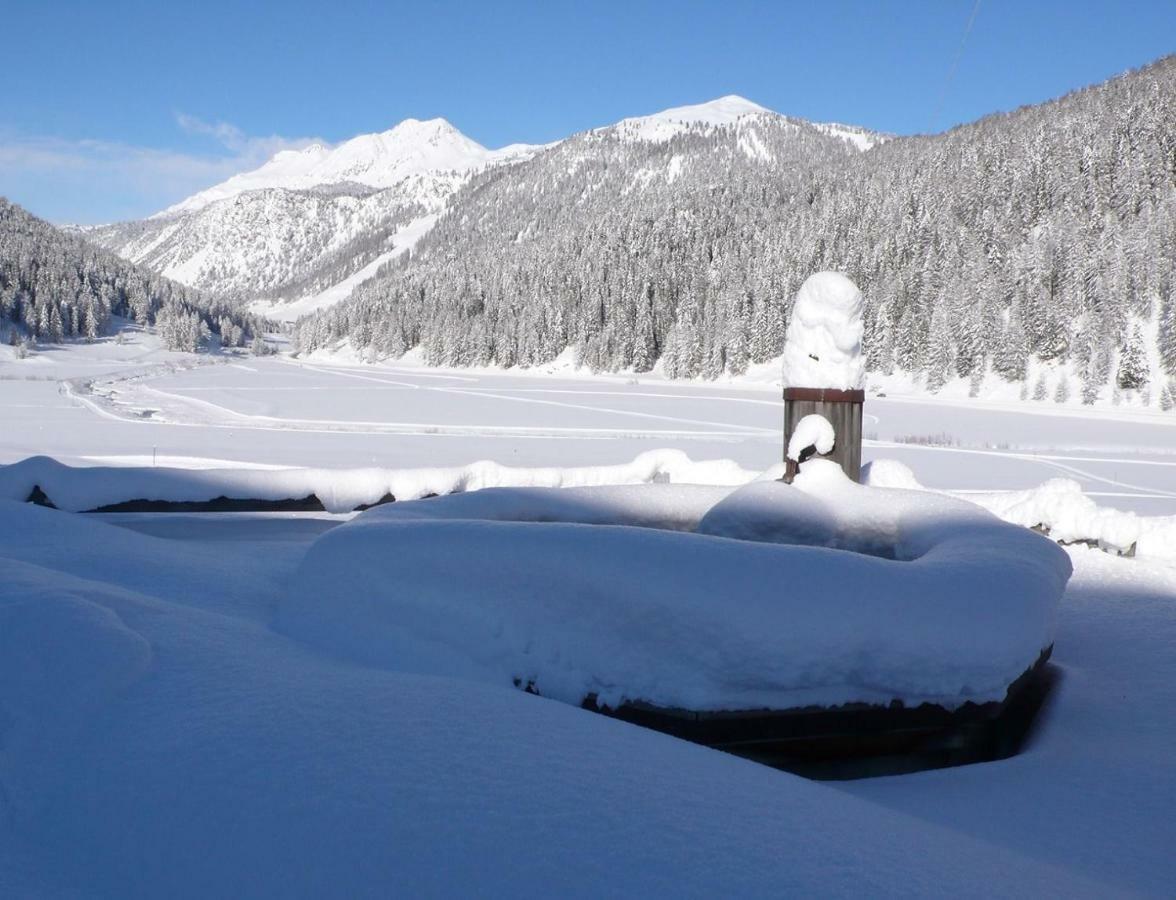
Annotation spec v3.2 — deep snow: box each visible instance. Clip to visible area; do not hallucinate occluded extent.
[3,333,1174,518]
[2,327,1176,895]
[278,461,1070,710]
[0,490,1172,895]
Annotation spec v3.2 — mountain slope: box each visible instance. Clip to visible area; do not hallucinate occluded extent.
[0,197,260,350]
[88,119,547,305]
[293,58,1176,405]
[89,99,878,317]
[608,94,885,150]
[158,117,537,217]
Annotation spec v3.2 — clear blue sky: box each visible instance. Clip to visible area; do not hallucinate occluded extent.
[2,0,1172,223]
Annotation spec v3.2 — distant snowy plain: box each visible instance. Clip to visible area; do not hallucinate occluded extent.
[3,331,1174,514]
[2,330,1175,897]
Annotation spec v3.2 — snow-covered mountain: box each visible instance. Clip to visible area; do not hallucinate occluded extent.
[291,59,1176,403]
[158,118,539,217]
[87,118,549,307]
[0,197,261,350]
[607,95,885,151]
[89,98,881,316]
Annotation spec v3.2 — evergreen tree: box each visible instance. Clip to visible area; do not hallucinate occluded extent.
[1032,372,1048,401]
[1116,325,1149,389]
[1055,376,1071,404]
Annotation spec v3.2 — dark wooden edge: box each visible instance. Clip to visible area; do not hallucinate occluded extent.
[25,485,401,514]
[519,645,1056,779]
[783,387,866,403]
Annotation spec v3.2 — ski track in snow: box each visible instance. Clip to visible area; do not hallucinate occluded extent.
[69,360,778,441]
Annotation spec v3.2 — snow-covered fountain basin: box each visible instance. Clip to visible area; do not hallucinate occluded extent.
[278,460,1071,775]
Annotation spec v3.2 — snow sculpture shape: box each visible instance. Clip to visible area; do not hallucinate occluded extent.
[781,272,865,390]
[787,414,835,462]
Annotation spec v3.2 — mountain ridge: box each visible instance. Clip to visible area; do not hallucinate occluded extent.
[88,97,884,311]
[289,57,1176,406]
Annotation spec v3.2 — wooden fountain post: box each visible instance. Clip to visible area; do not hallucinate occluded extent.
[782,387,865,482]
[780,272,867,484]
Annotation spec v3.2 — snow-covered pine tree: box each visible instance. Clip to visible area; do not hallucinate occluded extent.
[1055,375,1071,404]
[1160,382,1175,412]
[1032,372,1048,401]
[1116,325,1149,389]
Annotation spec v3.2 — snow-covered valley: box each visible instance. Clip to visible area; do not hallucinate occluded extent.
[5,333,1174,514]
[5,3,1176,894]
[2,331,1175,896]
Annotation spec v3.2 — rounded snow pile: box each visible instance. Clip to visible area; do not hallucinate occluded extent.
[787,413,836,462]
[781,271,865,390]
[278,463,1071,713]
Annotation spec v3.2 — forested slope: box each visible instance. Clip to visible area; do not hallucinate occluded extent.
[0,197,262,351]
[294,58,1176,402]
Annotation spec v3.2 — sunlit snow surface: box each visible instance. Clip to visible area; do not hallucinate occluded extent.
[278,463,1070,710]
[2,332,1176,896]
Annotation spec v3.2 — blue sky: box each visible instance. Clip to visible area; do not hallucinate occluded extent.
[2,0,1172,224]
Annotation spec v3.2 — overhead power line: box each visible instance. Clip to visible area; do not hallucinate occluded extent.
[931,0,983,133]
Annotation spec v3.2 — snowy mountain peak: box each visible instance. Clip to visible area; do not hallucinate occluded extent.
[609,95,775,142]
[650,95,773,125]
[157,116,536,218]
[606,95,885,152]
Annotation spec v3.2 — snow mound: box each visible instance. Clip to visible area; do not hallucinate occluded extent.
[968,478,1176,559]
[0,450,756,514]
[0,561,152,729]
[278,460,1071,711]
[697,480,838,548]
[863,460,1176,562]
[360,482,733,532]
[787,413,835,461]
[781,272,865,390]
[862,458,924,490]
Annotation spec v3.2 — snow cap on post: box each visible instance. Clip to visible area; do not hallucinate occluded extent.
[781,272,865,390]
[787,414,835,463]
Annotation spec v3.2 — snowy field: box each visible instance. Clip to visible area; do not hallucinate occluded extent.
[2,331,1176,897]
[3,331,1175,516]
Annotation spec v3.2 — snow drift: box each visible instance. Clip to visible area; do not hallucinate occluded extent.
[0,451,755,514]
[864,460,1176,560]
[0,500,1115,898]
[278,460,1071,712]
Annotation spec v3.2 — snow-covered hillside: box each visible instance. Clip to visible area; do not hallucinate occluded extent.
[86,119,548,303]
[159,117,541,217]
[91,174,459,301]
[609,94,886,151]
[87,96,879,316]
[293,59,1176,405]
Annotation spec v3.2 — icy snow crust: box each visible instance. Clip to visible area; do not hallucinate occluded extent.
[781,271,866,390]
[278,460,1071,712]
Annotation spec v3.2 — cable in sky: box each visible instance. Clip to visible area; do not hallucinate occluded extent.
[930,0,983,133]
